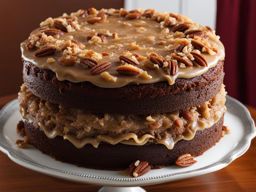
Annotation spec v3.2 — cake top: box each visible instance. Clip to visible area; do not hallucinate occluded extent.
[21,8,224,88]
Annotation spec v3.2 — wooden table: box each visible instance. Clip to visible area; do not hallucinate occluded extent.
[0,95,255,192]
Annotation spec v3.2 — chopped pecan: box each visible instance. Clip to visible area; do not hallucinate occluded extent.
[97,11,107,21]
[172,54,193,67]
[90,62,111,75]
[191,51,207,67]
[26,41,37,51]
[149,53,165,67]
[53,20,67,32]
[181,111,193,121]
[116,64,141,76]
[119,55,139,65]
[16,137,30,149]
[87,7,98,15]
[143,9,155,18]
[119,9,128,17]
[59,55,77,66]
[173,118,183,128]
[87,16,102,24]
[34,45,57,57]
[176,154,197,167]
[126,10,141,20]
[80,58,98,68]
[170,23,190,32]
[128,160,151,177]
[168,60,178,76]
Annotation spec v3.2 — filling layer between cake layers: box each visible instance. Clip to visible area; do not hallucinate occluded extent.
[19,84,226,150]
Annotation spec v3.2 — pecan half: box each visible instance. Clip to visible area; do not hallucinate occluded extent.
[170,23,190,32]
[149,53,165,67]
[53,20,67,32]
[40,28,62,36]
[185,29,203,38]
[169,13,180,20]
[126,11,141,20]
[35,45,57,57]
[116,64,141,76]
[168,60,178,76]
[80,58,98,68]
[176,154,197,167]
[191,39,205,51]
[191,51,207,66]
[172,54,193,67]
[143,9,155,18]
[87,16,102,24]
[128,160,151,177]
[90,62,111,75]
[119,55,139,65]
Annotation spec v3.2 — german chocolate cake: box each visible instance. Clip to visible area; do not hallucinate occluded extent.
[18,8,226,170]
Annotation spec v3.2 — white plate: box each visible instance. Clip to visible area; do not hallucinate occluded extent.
[0,96,255,187]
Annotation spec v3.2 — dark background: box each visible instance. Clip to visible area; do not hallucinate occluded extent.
[0,0,123,96]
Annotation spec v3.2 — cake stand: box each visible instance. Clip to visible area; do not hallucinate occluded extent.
[0,96,255,192]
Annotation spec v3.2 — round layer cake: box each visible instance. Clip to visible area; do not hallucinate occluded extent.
[18,8,226,170]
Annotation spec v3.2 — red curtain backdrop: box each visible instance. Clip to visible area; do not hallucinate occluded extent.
[216,0,256,107]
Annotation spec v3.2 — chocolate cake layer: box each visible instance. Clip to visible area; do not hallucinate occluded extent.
[23,60,224,114]
[23,116,224,170]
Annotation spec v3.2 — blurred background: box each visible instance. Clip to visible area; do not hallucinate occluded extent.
[0,0,255,107]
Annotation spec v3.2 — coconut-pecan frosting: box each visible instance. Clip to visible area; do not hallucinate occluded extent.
[21,8,224,88]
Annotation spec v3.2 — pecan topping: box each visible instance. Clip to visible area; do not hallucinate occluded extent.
[87,16,102,24]
[176,154,197,167]
[80,58,97,68]
[90,62,111,75]
[119,9,128,17]
[126,10,141,20]
[40,28,62,36]
[35,45,57,57]
[191,52,207,67]
[170,23,190,32]
[53,20,67,32]
[172,54,193,67]
[168,60,178,76]
[143,9,155,18]
[149,53,165,67]
[59,55,77,66]
[169,13,180,20]
[119,55,139,65]
[128,160,151,177]
[185,29,203,37]
[181,111,193,121]
[191,39,205,50]
[97,11,107,21]
[116,64,142,76]
[87,7,98,15]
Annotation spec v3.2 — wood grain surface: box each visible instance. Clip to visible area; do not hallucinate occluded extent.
[0,96,255,192]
